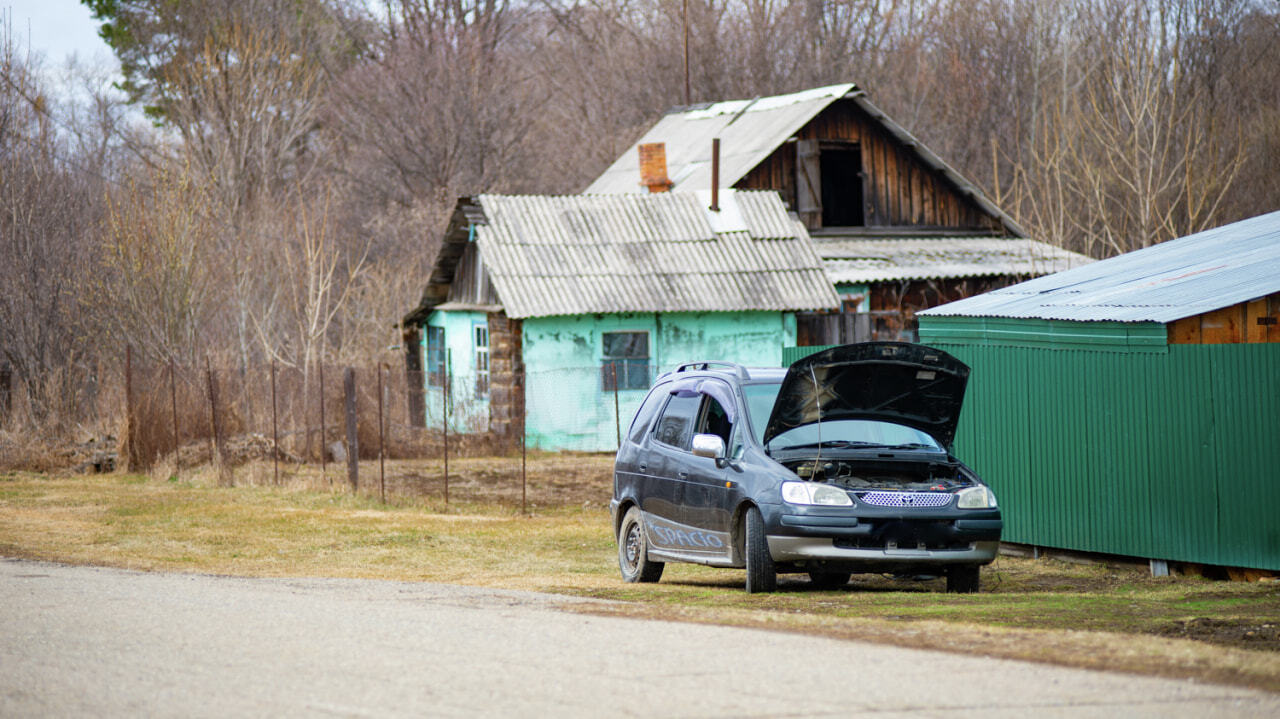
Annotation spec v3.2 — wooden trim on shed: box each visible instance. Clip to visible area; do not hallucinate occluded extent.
[1167,292,1280,344]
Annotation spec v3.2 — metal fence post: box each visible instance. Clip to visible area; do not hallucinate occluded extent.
[377,363,386,504]
[520,364,527,515]
[443,349,450,507]
[125,345,136,471]
[343,367,358,491]
[319,362,328,485]
[612,362,621,449]
[169,359,179,470]
[271,359,279,486]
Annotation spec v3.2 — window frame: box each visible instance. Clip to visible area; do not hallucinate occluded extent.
[426,325,446,388]
[473,322,490,399]
[601,330,650,391]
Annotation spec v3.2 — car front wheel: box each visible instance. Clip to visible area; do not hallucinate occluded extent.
[618,506,663,583]
[945,565,980,593]
[744,506,777,593]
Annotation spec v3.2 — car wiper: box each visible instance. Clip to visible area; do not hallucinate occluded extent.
[883,443,938,450]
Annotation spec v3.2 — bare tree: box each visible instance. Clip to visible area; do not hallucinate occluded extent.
[98,163,221,365]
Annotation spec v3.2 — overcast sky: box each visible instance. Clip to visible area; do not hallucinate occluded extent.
[5,0,116,69]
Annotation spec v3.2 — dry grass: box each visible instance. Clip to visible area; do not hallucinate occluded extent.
[2,462,1278,694]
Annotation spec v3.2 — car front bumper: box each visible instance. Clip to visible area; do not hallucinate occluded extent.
[761,503,1002,569]
[768,536,999,566]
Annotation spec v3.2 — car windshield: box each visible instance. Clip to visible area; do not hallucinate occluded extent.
[743,382,942,452]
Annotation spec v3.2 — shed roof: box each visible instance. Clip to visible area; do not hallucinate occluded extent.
[816,237,1093,284]
[404,191,840,322]
[584,82,1025,237]
[918,211,1280,323]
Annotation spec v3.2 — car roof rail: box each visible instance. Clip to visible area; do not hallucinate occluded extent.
[672,361,751,381]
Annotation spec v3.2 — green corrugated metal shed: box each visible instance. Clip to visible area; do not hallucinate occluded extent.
[908,213,1280,570]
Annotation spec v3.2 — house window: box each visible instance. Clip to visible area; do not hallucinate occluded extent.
[474,323,489,398]
[426,326,445,387]
[602,331,649,391]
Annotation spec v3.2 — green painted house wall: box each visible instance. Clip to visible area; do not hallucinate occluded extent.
[423,309,491,432]
[522,311,794,451]
[918,315,1280,571]
[423,310,797,452]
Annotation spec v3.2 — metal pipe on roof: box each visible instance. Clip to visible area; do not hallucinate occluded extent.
[710,138,720,212]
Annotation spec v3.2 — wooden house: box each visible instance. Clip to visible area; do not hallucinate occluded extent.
[587,83,1091,343]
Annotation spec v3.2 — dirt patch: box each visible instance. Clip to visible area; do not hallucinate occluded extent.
[1159,618,1280,651]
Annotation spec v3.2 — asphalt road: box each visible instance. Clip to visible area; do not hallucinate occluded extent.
[1,558,1276,718]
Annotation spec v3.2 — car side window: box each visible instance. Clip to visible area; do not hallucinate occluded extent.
[627,384,669,444]
[694,395,733,447]
[653,390,702,449]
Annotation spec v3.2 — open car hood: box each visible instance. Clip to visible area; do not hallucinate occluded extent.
[762,343,970,449]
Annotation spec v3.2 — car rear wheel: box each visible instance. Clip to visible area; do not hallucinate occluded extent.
[744,506,776,593]
[618,507,663,583]
[945,565,980,593]
[807,571,851,589]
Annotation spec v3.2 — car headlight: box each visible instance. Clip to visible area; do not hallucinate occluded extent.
[781,481,853,506]
[956,486,998,509]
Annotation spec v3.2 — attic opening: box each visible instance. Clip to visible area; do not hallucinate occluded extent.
[796,139,865,230]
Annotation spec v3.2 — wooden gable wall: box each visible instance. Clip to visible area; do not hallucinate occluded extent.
[734,99,1002,232]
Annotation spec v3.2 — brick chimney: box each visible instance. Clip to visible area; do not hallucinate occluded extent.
[639,142,673,193]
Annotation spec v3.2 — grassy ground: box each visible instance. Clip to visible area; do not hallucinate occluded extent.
[2,458,1278,693]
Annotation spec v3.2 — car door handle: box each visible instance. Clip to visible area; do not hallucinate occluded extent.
[678,472,688,480]
[638,464,647,472]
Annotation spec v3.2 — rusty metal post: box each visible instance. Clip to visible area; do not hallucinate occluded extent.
[319,362,328,485]
[682,0,690,105]
[169,359,179,469]
[443,349,450,507]
[710,138,720,211]
[377,363,386,504]
[204,357,216,473]
[343,367,358,491]
[271,359,279,486]
[612,362,621,449]
[124,345,135,471]
[519,364,527,515]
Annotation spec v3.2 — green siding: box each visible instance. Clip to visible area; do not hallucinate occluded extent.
[521,311,796,452]
[924,338,1280,571]
[782,345,838,365]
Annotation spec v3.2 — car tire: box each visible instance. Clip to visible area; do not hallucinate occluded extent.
[807,571,851,589]
[744,506,777,593]
[945,565,980,593]
[618,507,663,583]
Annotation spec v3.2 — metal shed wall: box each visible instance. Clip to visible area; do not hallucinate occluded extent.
[917,319,1280,570]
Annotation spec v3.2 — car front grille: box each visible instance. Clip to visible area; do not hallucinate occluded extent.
[857,491,953,508]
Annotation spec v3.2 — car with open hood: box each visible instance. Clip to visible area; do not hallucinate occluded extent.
[610,342,1001,593]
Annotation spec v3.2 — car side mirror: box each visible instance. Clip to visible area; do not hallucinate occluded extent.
[691,433,726,461]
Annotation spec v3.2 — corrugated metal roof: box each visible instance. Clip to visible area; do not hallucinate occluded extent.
[471,191,840,319]
[919,211,1280,323]
[587,84,853,197]
[583,83,1025,238]
[816,237,1094,284]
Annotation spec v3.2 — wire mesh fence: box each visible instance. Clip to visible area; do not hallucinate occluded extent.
[71,349,650,508]
[0,340,661,509]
